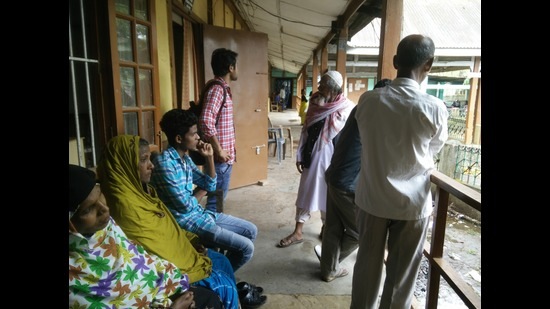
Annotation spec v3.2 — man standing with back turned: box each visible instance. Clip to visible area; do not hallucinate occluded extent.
[351,34,448,309]
[315,78,391,282]
[199,48,238,213]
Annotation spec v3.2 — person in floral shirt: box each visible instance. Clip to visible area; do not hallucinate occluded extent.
[69,164,220,309]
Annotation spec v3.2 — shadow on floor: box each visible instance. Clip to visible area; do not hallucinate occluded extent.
[225,110,353,308]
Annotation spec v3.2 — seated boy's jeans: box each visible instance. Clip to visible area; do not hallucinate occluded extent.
[200,213,258,272]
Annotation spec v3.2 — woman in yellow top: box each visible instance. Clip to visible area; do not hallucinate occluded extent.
[299,88,309,125]
[96,135,241,308]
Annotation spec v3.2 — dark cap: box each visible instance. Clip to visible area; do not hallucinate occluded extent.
[69,164,97,213]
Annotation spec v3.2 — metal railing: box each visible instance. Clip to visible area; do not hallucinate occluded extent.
[447,115,467,142]
[454,145,481,189]
[437,142,481,190]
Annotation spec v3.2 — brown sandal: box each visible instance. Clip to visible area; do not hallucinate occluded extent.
[322,268,349,282]
[276,235,304,248]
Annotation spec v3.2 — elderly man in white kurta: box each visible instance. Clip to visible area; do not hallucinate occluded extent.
[277,71,355,248]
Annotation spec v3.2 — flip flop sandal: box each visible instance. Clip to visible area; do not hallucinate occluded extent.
[322,268,349,282]
[276,236,304,248]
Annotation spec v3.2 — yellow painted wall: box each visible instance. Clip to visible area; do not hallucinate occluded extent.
[192,0,207,23]
[154,0,240,137]
[188,0,238,29]
[155,0,242,119]
[155,0,173,115]
[224,3,234,28]
[213,0,224,27]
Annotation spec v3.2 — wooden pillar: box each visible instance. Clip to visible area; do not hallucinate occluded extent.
[312,49,320,93]
[377,0,403,81]
[302,67,307,92]
[296,71,303,111]
[464,57,481,145]
[336,24,348,92]
[321,46,328,74]
[473,77,481,144]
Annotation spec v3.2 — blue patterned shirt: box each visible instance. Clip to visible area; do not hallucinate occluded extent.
[150,146,218,234]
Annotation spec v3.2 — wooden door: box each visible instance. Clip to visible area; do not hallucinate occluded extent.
[202,25,269,189]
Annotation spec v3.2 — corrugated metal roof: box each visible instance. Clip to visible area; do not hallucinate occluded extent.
[405,0,480,50]
[234,0,480,74]
[349,0,481,56]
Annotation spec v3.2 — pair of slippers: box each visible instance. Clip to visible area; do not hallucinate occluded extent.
[237,282,264,295]
[237,282,266,309]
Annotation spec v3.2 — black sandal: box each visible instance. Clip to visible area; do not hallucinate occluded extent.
[237,281,264,296]
[239,288,267,309]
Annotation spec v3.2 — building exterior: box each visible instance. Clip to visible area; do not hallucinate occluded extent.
[69,0,481,185]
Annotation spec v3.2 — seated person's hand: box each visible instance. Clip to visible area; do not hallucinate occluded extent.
[196,140,213,157]
[170,290,195,309]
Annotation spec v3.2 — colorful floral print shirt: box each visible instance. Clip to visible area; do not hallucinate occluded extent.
[69,218,190,308]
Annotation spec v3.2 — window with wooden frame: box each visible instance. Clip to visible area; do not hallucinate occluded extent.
[109,0,160,147]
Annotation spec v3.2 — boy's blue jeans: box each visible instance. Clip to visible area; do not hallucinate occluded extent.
[200,212,258,272]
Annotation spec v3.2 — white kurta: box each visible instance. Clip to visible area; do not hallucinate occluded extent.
[295,134,335,213]
[295,99,354,214]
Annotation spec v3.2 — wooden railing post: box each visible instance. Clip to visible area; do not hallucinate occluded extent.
[417,171,481,309]
[426,187,450,309]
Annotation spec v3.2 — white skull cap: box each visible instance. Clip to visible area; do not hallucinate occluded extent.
[324,70,343,88]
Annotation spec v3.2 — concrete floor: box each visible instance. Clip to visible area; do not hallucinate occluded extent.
[222,110,481,309]
[225,110,354,308]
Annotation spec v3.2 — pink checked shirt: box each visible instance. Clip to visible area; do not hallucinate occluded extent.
[199,77,236,164]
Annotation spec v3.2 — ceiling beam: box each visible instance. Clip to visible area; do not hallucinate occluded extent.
[342,0,369,23]
[226,0,250,30]
[302,0,367,75]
